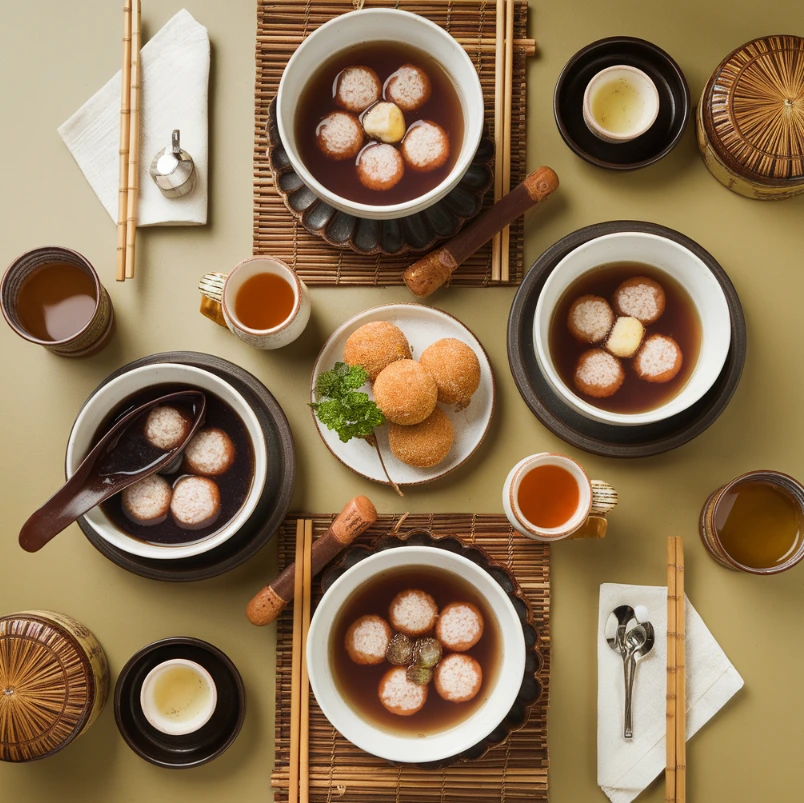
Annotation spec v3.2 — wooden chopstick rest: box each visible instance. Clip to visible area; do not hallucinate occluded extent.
[402,166,559,298]
[245,496,378,626]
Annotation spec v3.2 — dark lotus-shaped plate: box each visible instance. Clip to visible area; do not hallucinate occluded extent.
[71,351,296,582]
[266,98,493,256]
[554,36,690,171]
[114,637,246,769]
[507,221,746,458]
[320,529,543,769]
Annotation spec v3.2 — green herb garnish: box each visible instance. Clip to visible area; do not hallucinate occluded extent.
[310,362,385,443]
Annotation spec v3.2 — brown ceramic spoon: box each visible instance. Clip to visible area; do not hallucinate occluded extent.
[19,390,207,553]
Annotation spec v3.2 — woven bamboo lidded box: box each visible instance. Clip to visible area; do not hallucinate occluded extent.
[697,35,804,200]
[0,611,109,762]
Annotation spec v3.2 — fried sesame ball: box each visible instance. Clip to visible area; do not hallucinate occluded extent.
[388,407,454,468]
[435,602,485,652]
[356,143,405,191]
[612,276,667,325]
[633,334,683,383]
[182,428,235,477]
[334,66,382,113]
[567,295,615,344]
[389,589,438,636]
[144,405,192,451]
[373,359,438,425]
[378,666,428,716]
[384,64,432,112]
[400,120,450,172]
[434,654,483,703]
[122,474,172,526]
[362,101,406,144]
[343,321,412,381]
[316,111,364,160]
[170,476,221,530]
[574,349,625,399]
[345,615,392,665]
[418,338,481,409]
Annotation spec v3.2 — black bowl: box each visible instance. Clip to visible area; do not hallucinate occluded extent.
[554,36,690,170]
[114,637,246,768]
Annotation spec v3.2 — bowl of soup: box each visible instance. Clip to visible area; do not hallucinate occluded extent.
[65,363,267,559]
[306,545,526,765]
[533,232,732,426]
[276,9,484,220]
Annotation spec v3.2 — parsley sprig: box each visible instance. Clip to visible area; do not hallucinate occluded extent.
[310,362,403,496]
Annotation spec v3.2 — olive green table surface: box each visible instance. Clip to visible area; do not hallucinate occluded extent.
[1,1,803,801]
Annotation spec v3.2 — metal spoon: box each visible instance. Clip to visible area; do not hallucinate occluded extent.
[605,605,637,656]
[18,390,206,552]
[623,621,656,738]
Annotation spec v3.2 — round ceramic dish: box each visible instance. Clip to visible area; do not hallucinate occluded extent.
[507,221,746,458]
[266,98,493,256]
[66,363,267,560]
[72,352,295,582]
[310,304,495,487]
[276,8,485,220]
[554,36,690,170]
[533,231,731,426]
[309,543,528,766]
[114,637,246,769]
[697,34,804,200]
[0,611,109,763]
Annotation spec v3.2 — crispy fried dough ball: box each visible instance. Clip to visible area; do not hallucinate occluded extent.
[343,321,412,382]
[633,334,683,383]
[345,615,392,665]
[378,666,428,716]
[356,143,405,191]
[334,66,382,113]
[388,408,454,468]
[418,338,481,409]
[401,121,450,172]
[316,111,364,160]
[574,349,625,399]
[612,276,666,325]
[384,64,432,112]
[373,359,438,425]
[567,295,615,344]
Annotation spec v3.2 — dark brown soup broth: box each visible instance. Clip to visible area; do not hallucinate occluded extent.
[549,262,702,414]
[295,41,464,206]
[330,565,500,736]
[92,383,255,546]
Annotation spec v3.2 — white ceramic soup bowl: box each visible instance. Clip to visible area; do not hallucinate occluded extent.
[277,8,484,220]
[534,232,731,426]
[306,546,526,765]
[65,363,267,559]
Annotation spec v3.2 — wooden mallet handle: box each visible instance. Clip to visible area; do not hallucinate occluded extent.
[403,166,559,298]
[245,496,378,626]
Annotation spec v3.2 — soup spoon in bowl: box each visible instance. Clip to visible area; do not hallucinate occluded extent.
[19,390,206,553]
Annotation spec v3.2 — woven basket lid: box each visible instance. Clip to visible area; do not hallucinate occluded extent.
[702,35,804,185]
[0,613,93,762]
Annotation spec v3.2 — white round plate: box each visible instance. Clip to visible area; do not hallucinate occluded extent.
[311,304,495,486]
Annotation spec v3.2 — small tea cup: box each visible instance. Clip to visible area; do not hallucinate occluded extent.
[140,658,218,736]
[502,453,617,541]
[699,470,804,575]
[198,256,311,350]
[582,65,660,143]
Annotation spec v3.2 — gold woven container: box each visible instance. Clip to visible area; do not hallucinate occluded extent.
[0,611,109,762]
[697,35,804,200]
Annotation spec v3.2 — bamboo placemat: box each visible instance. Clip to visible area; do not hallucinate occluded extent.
[270,514,551,801]
[254,1,531,286]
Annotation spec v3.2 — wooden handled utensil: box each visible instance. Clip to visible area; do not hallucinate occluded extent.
[402,166,559,298]
[246,496,378,626]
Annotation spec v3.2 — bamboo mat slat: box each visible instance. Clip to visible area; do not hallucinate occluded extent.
[271,514,550,802]
[254,0,529,286]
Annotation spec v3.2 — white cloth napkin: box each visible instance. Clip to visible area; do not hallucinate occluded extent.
[598,583,743,803]
[58,9,209,226]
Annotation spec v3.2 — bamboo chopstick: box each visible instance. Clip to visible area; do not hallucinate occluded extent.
[116,0,133,283]
[124,0,142,280]
[288,519,305,803]
[666,537,678,802]
[675,537,687,803]
[666,536,686,803]
[300,519,313,803]
[490,0,505,282]
[500,0,515,283]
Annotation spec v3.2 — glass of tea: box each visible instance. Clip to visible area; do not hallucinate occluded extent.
[502,453,617,541]
[1,246,114,357]
[198,256,310,349]
[699,470,804,574]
